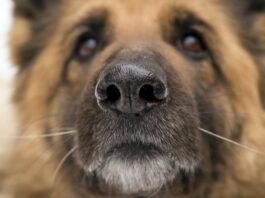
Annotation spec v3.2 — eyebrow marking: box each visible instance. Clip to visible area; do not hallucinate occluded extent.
[66,8,108,36]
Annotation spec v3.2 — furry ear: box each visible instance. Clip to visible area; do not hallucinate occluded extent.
[227,0,265,15]
[252,16,265,103]
[13,0,55,19]
[245,0,265,13]
[239,0,265,107]
[227,0,265,107]
[10,0,60,69]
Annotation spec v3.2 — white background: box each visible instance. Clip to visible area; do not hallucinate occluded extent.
[0,0,14,81]
[0,0,17,162]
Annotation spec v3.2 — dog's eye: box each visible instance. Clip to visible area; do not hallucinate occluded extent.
[77,37,98,59]
[180,33,208,59]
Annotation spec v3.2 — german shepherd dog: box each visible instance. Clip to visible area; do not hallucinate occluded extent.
[1,0,265,197]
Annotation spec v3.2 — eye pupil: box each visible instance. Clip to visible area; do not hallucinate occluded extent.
[181,34,204,53]
[79,38,98,57]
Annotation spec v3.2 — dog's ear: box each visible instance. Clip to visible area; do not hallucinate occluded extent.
[236,0,265,107]
[226,0,265,16]
[10,0,60,69]
[244,0,265,13]
[13,0,56,19]
[226,0,265,107]
[251,12,265,110]
[238,0,265,44]
[247,1,265,108]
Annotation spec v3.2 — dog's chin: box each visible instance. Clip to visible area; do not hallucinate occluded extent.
[83,143,198,196]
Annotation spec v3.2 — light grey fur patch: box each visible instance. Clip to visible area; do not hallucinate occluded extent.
[96,154,176,196]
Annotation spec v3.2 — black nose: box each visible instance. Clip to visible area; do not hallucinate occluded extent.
[95,64,168,114]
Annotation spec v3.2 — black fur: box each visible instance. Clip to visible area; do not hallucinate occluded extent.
[245,0,265,13]
[13,0,58,19]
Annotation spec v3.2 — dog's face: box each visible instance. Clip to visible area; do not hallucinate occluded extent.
[9,0,265,197]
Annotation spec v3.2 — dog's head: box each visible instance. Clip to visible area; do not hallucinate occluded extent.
[10,0,265,197]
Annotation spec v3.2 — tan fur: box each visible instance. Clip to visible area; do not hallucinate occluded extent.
[2,0,265,197]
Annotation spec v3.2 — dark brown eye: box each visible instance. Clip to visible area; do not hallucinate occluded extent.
[78,37,98,58]
[180,33,207,58]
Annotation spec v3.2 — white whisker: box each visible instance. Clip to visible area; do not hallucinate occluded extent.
[2,130,77,139]
[199,128,265,156]
[52,146,78,183]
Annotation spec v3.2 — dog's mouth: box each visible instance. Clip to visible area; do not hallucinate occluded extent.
[75,99,204,196]
[77,135,202,196]
[75,97,204,196]
[105,142,165,158]
[90,142,176,196]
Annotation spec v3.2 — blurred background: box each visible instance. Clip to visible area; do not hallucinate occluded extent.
[0,1,17,164]
[0,1,14,81]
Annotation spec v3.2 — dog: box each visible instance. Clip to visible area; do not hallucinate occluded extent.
[1,0,265,197]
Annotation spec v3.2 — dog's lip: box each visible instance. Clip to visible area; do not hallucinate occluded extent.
[105,142,164,157]
[85,142,177,196]
[83,141,171,173]
[81,141,204,196]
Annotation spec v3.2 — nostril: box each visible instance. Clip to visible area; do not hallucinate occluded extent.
[96,83,121,103]
[106,84,121,103]
[96,64,168,114]
[139,84,161,103]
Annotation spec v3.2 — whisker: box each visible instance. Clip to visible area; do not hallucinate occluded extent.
[52,146,78,183]
[20,114,64,130]
[199,127,265,156]
[2,130,77,139]
[6,132,75,174]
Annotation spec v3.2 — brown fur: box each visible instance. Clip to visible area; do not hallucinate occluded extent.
[1,0,265,197]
